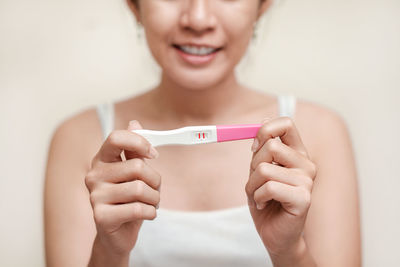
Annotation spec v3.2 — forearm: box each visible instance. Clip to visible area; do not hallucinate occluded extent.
[87,235,130,267]
[268,238,317,267]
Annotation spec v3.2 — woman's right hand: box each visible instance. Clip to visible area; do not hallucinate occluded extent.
[85,120,161,259]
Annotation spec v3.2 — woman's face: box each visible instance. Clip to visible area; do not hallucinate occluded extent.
[129,0,271,90]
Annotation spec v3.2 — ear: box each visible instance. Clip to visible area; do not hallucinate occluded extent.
[126,0,141,23]
[257,0,274,20]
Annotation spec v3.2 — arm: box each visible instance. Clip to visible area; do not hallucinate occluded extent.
[302,109,361,266]
[44,111,99,266]
[44,112,160,267]
[246,105,361,266]
[270,110,362,266]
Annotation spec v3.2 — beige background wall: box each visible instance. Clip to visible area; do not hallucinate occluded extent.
[1,0,399,266]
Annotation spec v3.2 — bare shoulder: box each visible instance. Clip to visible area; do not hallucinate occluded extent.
[48,106,103,172]
[294,98,353,159]
[295,98,348,130]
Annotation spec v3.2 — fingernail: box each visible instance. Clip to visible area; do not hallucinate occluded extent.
[256,203,265,210]
[148,146,159,159]
[251,138,259,152]
[129,120,142,130]
[129,120,138,126]
[261,117,271,124]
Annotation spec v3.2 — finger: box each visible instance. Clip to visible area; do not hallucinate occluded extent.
[253,181,311,216]
[250,138,316,178]
[119,121,143,162]
[253,117,308,157]
[124,120,159,160]
[98,129,155,163]
[246,162,313,199]
[89,158,161,190]
[93,180,160,206]
[95,202,157,233]
[127,120,142,132]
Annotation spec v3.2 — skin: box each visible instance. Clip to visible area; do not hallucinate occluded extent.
[44,0,361,266]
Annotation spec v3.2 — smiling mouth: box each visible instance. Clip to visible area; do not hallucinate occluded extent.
[172,44,223,56]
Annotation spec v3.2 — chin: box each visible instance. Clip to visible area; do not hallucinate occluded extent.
[165,65,233,91]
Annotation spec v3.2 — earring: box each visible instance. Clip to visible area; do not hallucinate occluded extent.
[136,21,142,40]
[252,21,258,40]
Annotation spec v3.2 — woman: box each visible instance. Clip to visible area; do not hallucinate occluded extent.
[44,0,361,266]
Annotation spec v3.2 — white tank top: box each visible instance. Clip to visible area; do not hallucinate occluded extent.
[96,95,296,267]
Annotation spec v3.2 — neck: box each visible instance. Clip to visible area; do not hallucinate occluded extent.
[150,71,249,125]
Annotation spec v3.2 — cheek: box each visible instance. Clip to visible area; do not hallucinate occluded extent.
[140,4,179,62]
[218,8,257,63]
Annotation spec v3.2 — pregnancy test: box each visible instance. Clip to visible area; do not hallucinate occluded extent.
[131,124,262,147]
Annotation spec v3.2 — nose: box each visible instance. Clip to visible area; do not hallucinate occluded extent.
[180,0,217,35]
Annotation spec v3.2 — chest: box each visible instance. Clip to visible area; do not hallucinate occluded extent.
[147,139,254,211]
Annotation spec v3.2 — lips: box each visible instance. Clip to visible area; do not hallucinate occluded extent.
[173,44,222,56]
[172,43,223,65]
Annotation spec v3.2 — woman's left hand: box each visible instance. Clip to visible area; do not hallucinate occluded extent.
[246,117,317,259]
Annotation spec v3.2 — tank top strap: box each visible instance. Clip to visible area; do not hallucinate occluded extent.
[96,102,115,141]
[278,95,296,118]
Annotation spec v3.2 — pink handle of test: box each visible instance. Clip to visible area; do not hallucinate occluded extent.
[216,124,262,142]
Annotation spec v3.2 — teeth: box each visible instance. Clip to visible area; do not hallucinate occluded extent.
[179,45,217,56]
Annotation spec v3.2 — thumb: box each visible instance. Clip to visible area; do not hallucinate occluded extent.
[121,120,144,161]
[124,120,158,160]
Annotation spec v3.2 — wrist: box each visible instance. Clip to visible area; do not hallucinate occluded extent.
[88,235,130,267]
[268,237,316,267]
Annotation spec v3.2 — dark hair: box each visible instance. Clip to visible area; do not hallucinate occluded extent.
[131,0,265,9]
[131,0,138,7]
